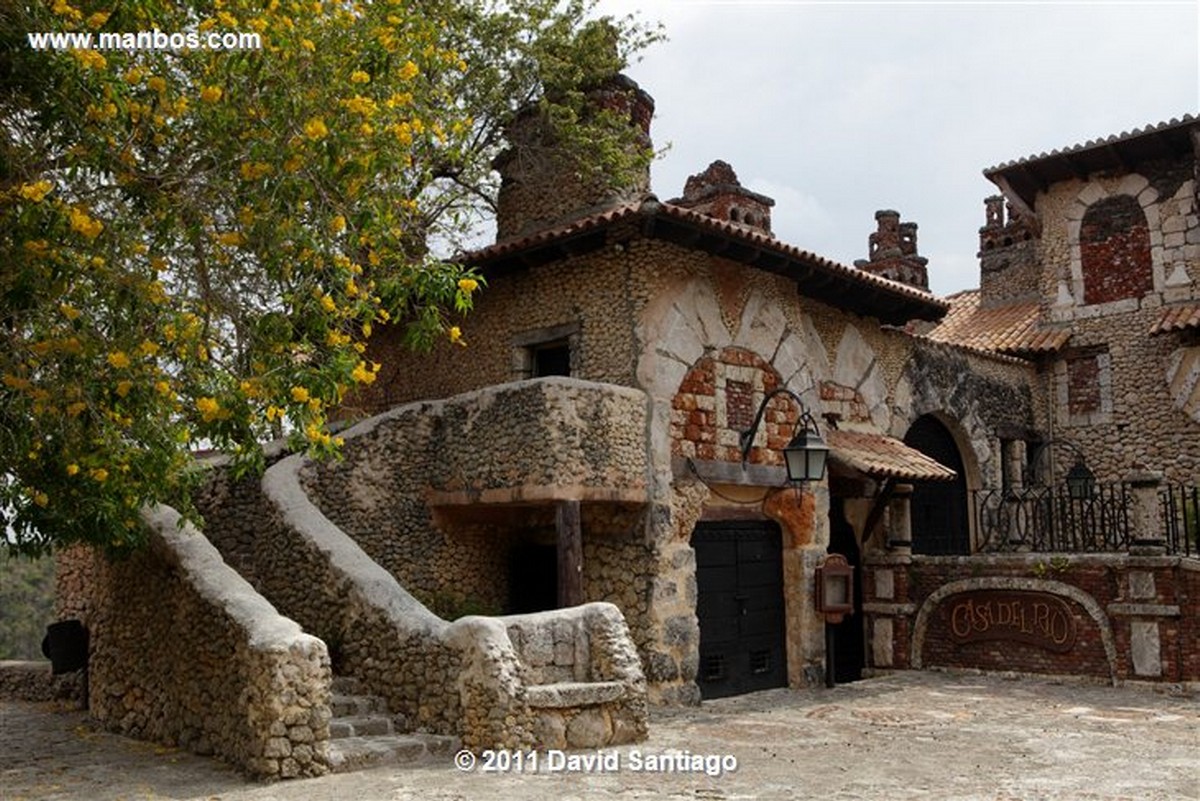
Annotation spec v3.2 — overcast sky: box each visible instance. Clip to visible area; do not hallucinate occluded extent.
[596,0,1200,296]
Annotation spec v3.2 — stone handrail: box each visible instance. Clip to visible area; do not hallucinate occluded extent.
[70,505,333,778]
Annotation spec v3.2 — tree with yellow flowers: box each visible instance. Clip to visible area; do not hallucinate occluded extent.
[0,0,660,555]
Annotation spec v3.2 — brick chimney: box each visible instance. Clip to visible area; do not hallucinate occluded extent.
[854,210,929,291]
[493,74,654,241]
[668,160,774,235]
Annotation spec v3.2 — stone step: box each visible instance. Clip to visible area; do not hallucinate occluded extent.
[331,692,389,718]
[330,675,365,696]
[329,714,398,739]
[326,733,461,774]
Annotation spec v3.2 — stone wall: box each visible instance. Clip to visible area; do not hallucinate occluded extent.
[0,661,84,703]
[864,552,1200,684]
[1029,166,1200,485]
[191,378,652,750]
[56,505,332,779]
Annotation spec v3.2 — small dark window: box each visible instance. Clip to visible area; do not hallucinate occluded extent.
[531,339,571,378]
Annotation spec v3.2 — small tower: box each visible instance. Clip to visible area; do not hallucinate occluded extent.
[668,160,775,235]
[978,195,1039,306]
[493,74,654,241]
[854,210,929,291]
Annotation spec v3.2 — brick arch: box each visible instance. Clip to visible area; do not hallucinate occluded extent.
[1064,176,1163,307]
[1079,195,1153,304]
[669,346,801,467]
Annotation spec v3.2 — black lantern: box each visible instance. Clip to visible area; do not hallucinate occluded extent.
[739,389,829,483]
[782,414,830,483]
[1065,458,1096,501]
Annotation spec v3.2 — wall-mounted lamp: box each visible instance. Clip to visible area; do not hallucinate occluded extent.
[1032,438,1096,501]
[738,388,830,483]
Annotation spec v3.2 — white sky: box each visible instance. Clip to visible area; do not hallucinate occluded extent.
[597,0,1200,296]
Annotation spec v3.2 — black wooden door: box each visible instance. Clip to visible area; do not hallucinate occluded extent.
[692,521,787,699]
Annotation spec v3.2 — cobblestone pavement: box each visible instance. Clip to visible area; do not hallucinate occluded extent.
[3,671,1197,801]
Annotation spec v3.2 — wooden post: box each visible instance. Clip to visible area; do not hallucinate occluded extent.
[556,500,583,608]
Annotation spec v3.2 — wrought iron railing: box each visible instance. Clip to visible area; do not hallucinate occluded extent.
[1161,485,1199,558]
[972,483,1131,553]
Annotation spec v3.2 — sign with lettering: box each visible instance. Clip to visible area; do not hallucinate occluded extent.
[945,590,1077,653]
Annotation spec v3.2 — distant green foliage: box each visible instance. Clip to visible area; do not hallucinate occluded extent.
[0,555,55,659]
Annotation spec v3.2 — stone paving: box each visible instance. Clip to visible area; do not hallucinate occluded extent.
[2,671,1197,801]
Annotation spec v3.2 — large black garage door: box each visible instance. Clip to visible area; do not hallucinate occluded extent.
[691,520,787,699]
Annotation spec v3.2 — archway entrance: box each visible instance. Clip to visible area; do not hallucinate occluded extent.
[903,415,970,554]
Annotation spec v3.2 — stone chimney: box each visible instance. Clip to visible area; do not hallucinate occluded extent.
[854,210,929,291]
[977,195,1039,306]
[493,74,654,241]
[668,160,774,235]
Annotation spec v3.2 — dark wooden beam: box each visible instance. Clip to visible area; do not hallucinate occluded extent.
[556,500,583,608]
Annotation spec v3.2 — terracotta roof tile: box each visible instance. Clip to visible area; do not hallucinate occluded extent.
[984,114,1198,175]
[1150,303,1200,335]
[827,429,956,482]
[924,290,1070,356]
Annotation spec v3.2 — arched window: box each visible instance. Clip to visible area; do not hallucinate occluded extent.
[1079,195,1152,305]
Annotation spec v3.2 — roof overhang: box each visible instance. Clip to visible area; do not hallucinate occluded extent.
[984,115,1198,211]
[827,428,956,482]
[463,198,949,326]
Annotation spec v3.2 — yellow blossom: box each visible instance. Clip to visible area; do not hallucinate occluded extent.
[147,76,167,93]
[86,10,110,28]
[18,180,53,203]
[303,118,329,140]
[448,326,463,345]
[350,70,370,83]
[301,38,315,51]
[90,468,108,483]
[66,463,80,476]
[115,381,132,398]
[59,303,81,320]
[69,207,103,239]
[398,60,419,80]
[138,340,160,357]
[320,294,336,312]
[72,50,106,70]
[34,492,49,508]
[66,401,87,417]
[290,386,310,403]
[200,85,223,103]
[350,361,376,385]
[196,396,220,422]
[457,277,479,293]
[216,231,245,247]
[155,380,172,396]
[107,351,131,369]
[266,405,284,422]
[330,215,346,234]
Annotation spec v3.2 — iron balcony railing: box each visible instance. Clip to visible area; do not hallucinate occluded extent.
[972,483,1132,553]
[1161,484,1199,558]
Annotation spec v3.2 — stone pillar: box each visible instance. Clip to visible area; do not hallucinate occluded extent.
[1126,470,1166,554]
[887,483,913,554]
[1006,441,1026,491]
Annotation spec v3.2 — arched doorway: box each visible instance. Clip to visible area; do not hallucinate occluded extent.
[903,415,970,555]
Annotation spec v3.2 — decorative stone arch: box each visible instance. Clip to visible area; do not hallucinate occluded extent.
[1061,175,1163,309]
[910,577,1118,685]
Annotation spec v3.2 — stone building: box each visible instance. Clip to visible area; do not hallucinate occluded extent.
[46,78,1200,778]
